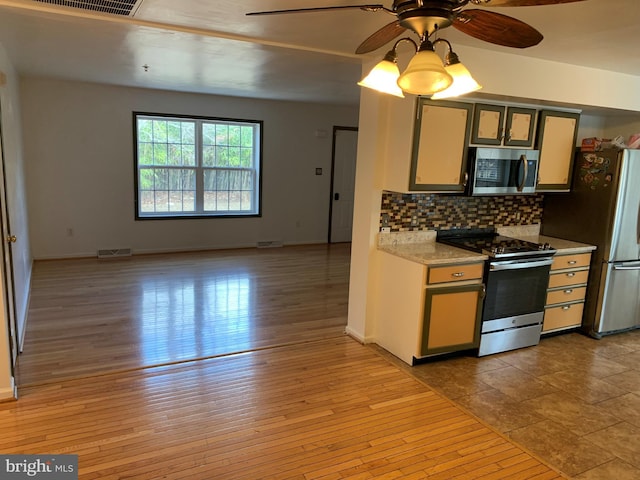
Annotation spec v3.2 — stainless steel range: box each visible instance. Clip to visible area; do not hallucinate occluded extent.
[438,229,556,356]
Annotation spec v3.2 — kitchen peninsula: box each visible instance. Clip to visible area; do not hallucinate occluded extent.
[376,226,595,365]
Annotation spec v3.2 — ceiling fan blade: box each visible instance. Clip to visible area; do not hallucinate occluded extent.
[356,21,407,54]
[246,4,388,16]
[478,0,586,6]
[454,9,543,48]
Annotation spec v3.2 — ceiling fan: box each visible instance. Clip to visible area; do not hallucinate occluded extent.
[246,0,586,54]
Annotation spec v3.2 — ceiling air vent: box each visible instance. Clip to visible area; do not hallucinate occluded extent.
[32,0,140,16]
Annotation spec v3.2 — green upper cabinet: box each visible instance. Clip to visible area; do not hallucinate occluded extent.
[536,110,580,192]
[471,104,537,148]
[409,98,473,193]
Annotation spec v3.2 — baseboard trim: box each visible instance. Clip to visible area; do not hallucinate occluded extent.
[344,326,374,345]
[0,377,17,401]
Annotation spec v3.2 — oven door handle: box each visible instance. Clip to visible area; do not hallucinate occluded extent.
[489,258,554,271]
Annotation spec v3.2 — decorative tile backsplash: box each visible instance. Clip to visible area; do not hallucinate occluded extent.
[381,191,544,231]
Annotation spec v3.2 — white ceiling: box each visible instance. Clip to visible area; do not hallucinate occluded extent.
[0,0,638,107]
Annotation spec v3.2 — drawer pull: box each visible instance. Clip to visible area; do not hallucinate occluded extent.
[562,305,571,310]
[451,272,465,278]
[568,260,577,265]
[566,272,576,278]
[564,289,574,294]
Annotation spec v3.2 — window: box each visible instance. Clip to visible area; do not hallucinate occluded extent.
[134,112,262,219]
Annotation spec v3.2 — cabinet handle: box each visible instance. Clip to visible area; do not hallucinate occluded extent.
[562,305,571,310]
[566,272,576,278]
[564,289,574,294]
[463,172,469,188]
[451,272,465,278]
[568,260,577,265]
[505,129,512,142]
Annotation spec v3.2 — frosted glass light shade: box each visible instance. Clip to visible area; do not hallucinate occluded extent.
[396,49,452,95]
[431,62,482,99]
[357,59,404,98]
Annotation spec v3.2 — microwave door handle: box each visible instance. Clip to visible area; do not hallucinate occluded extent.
[517,154,528,192]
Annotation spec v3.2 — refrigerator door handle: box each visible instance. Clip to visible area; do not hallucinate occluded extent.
[637,198,640,244]
[613,262,640,271]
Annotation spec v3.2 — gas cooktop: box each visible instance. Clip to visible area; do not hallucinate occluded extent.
[437,229,556,259]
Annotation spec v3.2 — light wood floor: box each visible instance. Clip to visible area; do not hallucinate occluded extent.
[6,244,565,479]
[17,244,350,386]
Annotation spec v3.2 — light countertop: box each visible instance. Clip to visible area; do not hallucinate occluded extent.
[377,226,596,266]
[377,231,487,266]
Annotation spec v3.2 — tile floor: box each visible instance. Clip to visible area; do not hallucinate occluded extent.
[375,329,640,479]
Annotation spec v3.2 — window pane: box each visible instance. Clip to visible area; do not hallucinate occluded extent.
[240,147,252,168]
[140,169,155,190]
[139,143,154,165]
[154,191,169,212]
[168,144,182,165]
[216,124,229,145]
[203,145,215,167]
[240,191,252,211]
[182,144,196,166]
[140,191,155,212]
[167,121,182,144]
[229,171,242,190]
[241,126,253,148]
[229,191,241,211]
[153,144,167,165]
[152,120,168,143]
[216,170,229,190]
[229,125,241,146]
[216,191,229,211]
[228,147,241,167]
[242,171,254,190]
[202,123,215,146]
[138,119,153,142]
[215,147,229,167]
[204,191,216,211]
[182,123,195,144]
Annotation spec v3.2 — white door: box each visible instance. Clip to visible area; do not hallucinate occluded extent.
[0,106,17,367]
[330,128,358,243]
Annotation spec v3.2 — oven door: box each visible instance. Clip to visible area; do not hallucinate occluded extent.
[483,257,553,321]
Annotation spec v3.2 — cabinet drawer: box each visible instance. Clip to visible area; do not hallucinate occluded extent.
[548,269,589,289]
[427,263,483,284]
[551,253,591,271]
[546,286,586,305]
[543,303,584,332]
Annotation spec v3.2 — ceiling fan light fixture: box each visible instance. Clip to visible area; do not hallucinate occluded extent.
[357,50,405,98]
[396,40,452,95]
[431,51,482,99]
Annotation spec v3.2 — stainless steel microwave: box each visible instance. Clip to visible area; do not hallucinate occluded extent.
[468,147,539,196]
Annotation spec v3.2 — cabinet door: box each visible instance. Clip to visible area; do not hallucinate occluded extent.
[536,110,580,191]
[504,107,536,147]
[471,104,504,145]
[420,284,483,356]
[410,99,473,192]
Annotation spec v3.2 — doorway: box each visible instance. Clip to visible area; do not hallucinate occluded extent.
[329,126,358,243]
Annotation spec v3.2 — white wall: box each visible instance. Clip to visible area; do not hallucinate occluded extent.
[21,77,359,259]
[0,43,31,400]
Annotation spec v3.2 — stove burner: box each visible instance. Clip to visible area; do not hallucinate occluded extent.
[437,230,556,259]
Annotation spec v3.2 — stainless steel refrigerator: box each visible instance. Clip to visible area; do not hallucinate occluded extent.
[542,148,640,337]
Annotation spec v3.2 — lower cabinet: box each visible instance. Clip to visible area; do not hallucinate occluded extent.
[420,283,484,356]
[543,251,592,333]
[376,251,484,364]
